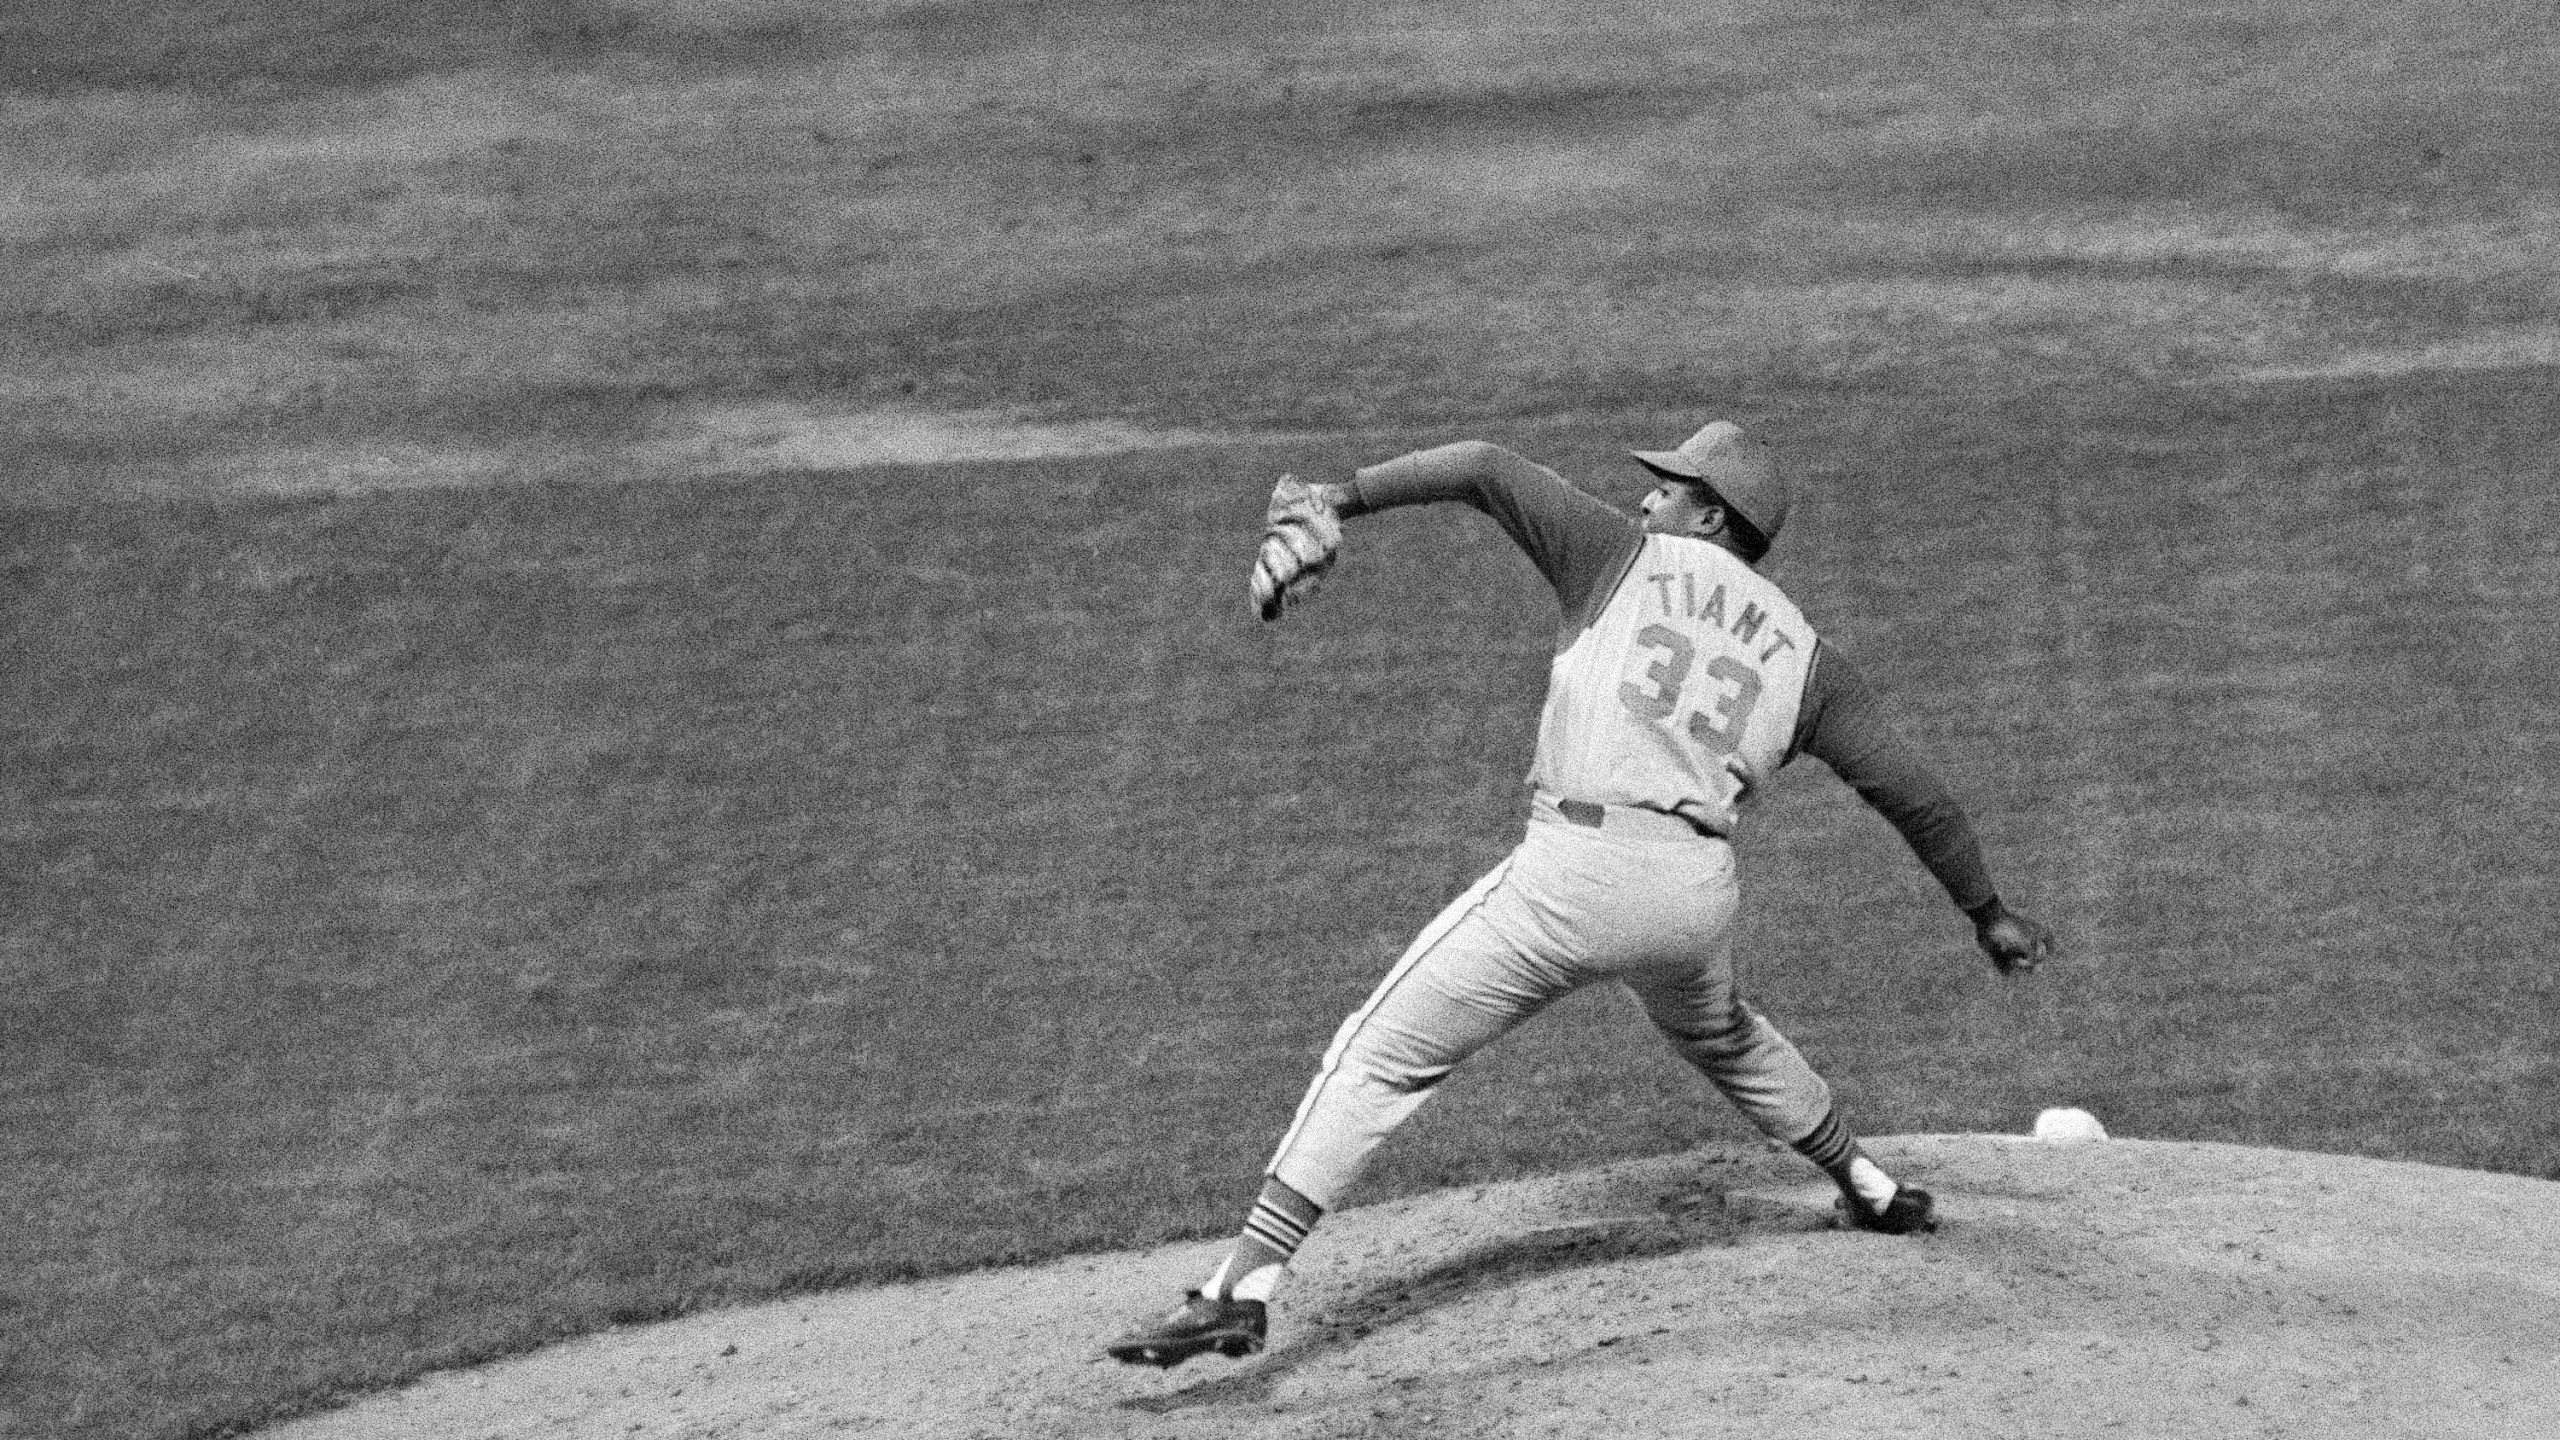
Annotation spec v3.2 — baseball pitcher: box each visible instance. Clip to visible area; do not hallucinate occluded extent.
[1108,420,2057,1368]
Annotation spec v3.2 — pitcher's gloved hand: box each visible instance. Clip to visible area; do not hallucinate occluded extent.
[1250,474,1344,621]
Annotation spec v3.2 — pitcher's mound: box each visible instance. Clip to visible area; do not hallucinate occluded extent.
[264,1135,2560,1438]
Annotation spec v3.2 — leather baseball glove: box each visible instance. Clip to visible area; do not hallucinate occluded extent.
[1250,474,1343,621]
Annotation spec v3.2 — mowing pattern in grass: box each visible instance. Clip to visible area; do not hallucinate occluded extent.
[7,2,2557,1438]
[7,365,2555,1439]
[5,0,2557,501]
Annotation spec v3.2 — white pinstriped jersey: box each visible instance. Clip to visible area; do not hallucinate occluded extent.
[1530,532,1814,835]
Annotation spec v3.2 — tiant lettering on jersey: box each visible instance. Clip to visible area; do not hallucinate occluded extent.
[1530,534,1814,834]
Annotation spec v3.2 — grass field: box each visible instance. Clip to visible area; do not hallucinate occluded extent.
[4,3,2556,1438]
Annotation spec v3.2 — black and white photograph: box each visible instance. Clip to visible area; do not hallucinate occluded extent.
[6,2,2554,1436]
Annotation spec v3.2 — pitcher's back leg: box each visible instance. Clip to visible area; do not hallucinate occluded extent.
[1624,962,1934,1233]
[1623,956,1833,1143]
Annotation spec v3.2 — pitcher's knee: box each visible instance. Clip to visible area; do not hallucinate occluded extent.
[1332,1028,1468,1097]
[1362,1061,1454,1096]
[1655,1012,1759,1063]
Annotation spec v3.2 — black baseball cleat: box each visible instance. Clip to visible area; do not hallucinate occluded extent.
[1105,1291,1268,1368]
[1838,1184,1937,1235]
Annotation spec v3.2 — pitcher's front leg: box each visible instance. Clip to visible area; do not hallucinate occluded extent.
[1265,857,1572,1213]
[1138,851,1578,1353]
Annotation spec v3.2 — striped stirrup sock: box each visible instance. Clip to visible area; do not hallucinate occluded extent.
[1202,1177,1324,1303]
[1792,1106,1858,1172]
[1792,1107,1899,1208]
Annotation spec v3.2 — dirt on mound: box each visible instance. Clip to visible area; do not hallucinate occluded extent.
[262,1135,2559,1439]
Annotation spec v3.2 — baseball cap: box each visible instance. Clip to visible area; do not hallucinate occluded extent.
[1631,420,1790,541]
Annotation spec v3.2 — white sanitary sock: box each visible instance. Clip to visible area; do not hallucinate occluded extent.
[1200,1255,1286,1303]
[1848,1155,1899,1208]
[1229,1263,1285,1303]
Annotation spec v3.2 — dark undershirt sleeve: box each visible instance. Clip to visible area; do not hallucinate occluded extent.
[1790,643,2000,916]
[1342,441,1641,620]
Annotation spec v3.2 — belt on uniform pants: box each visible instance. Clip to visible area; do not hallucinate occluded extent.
[1546,793,1727,841]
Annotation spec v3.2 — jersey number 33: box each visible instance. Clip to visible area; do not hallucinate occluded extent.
[1617,625,1764,757]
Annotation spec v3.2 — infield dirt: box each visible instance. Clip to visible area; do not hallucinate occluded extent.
[261,1134,2560,1439]
[10,4,2558,1439]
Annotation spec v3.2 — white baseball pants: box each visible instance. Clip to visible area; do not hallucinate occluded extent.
[1265,793,1836,1211]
